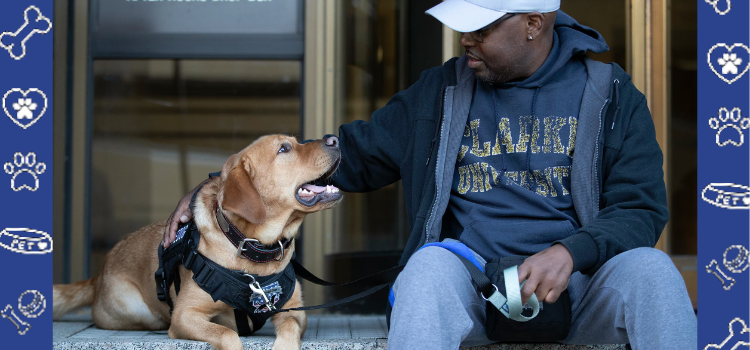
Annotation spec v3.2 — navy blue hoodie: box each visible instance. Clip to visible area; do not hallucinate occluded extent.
[443,14,610,259]
[330,11,667,276]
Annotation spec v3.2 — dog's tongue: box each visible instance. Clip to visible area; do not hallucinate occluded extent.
[301,184,327,193]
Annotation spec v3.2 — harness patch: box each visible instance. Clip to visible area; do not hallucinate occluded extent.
[251,282,283,313]
[172,224,188,245]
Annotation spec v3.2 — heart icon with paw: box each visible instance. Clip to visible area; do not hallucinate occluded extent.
[2,88,47,129]
[708,43,750,85]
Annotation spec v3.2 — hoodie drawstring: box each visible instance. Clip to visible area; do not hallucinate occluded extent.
[492,89,507,174]
[527,87,541,175]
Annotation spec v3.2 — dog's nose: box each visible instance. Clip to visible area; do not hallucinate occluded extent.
[325,136,339,149]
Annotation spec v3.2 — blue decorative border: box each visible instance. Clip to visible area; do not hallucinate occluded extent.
[0,1,53,346]
[698,0,750,348]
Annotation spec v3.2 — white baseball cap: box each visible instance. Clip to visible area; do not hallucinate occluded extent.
[426,0,561,33]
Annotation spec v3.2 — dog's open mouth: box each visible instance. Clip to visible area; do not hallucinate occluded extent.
[295,159,343,207]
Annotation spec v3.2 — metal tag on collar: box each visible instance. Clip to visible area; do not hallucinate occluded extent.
[245,274,276,311]
[237,238,260,257]
[215,206,230,233]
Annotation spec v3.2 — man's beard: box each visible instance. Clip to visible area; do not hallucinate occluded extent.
[475,63,515,84]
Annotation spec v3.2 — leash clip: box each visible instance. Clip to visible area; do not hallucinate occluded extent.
[245,274,276,311]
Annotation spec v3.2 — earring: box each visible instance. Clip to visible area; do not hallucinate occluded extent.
[528,35,533,40]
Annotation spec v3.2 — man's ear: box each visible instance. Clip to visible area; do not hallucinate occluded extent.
[221,162,266,224]
[526,12,544,38]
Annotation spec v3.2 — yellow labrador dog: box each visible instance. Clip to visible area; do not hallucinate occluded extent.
[53,135,343,350]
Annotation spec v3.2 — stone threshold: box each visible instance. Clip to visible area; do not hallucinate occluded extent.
[53,310,626,349]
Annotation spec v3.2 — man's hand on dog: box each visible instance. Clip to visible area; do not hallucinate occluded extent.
[163,184,202,248]
[516,244,574,305]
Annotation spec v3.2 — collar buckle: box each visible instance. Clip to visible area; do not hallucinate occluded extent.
[275,240,285,262]
[237,238,260,257]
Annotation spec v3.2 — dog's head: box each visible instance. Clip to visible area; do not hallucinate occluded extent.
[216,134,343,242]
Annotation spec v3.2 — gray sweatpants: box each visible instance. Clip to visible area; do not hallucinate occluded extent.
[388,245,697,350]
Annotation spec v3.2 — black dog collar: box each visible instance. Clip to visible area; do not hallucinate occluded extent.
[214,204,293,263]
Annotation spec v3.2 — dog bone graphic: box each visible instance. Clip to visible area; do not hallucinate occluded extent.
[707,259,736,290]
[703,317,750,350]
[1,304,30,335]
[0,6,52,60]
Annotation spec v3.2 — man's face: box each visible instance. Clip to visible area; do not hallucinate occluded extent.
[461,14,531,84]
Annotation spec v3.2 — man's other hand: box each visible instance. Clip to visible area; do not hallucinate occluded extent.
[516,244,574,304]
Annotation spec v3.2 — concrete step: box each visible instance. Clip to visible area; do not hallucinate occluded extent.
[53,310,626,350]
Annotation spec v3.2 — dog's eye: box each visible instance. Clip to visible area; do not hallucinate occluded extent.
[278,144,291,154]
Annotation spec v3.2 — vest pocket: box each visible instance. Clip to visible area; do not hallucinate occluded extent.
[461,219,576,259]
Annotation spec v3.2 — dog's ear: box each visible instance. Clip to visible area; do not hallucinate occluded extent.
[221,161,266,224]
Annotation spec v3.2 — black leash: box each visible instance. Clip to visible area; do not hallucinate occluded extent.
[267,260,405,314]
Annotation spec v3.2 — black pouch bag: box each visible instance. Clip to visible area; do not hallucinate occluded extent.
[484,256,571,342]
[452,253,572,343]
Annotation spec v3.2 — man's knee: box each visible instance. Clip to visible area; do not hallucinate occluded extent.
[395,246,467,290]
[609,247,683,288]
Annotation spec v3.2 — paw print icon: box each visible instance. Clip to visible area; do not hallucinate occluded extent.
[709,107,749,146]
[12,98,36,120]
[719,53,743,74]
[3,152,45,191]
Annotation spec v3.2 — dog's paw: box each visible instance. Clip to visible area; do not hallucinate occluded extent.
[271,338,301,350]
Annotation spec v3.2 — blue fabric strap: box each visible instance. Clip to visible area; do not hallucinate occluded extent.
[420,242,484,272]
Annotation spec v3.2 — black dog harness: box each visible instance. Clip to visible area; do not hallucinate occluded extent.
[155,185,297,335]
[155,221,297,335]
[155,183,406,336]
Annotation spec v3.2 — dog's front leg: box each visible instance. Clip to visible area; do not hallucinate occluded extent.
[169,289,243,350]
[170,307,243,350]
[270,281,306,350]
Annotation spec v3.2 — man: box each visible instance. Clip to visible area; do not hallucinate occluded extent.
[164,1,697,348]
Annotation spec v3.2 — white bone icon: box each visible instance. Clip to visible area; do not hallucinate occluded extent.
[706,0,731,15]
[706,259,736,290]
[709,107,749,146]
[3,89,47,130]
[1,304,29,335]
[704,318,750,350]
[708,44,750,85]
[0,228,52,255]
[0,290,45,335]
[3,152,46,191]
[0,6,52,60]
